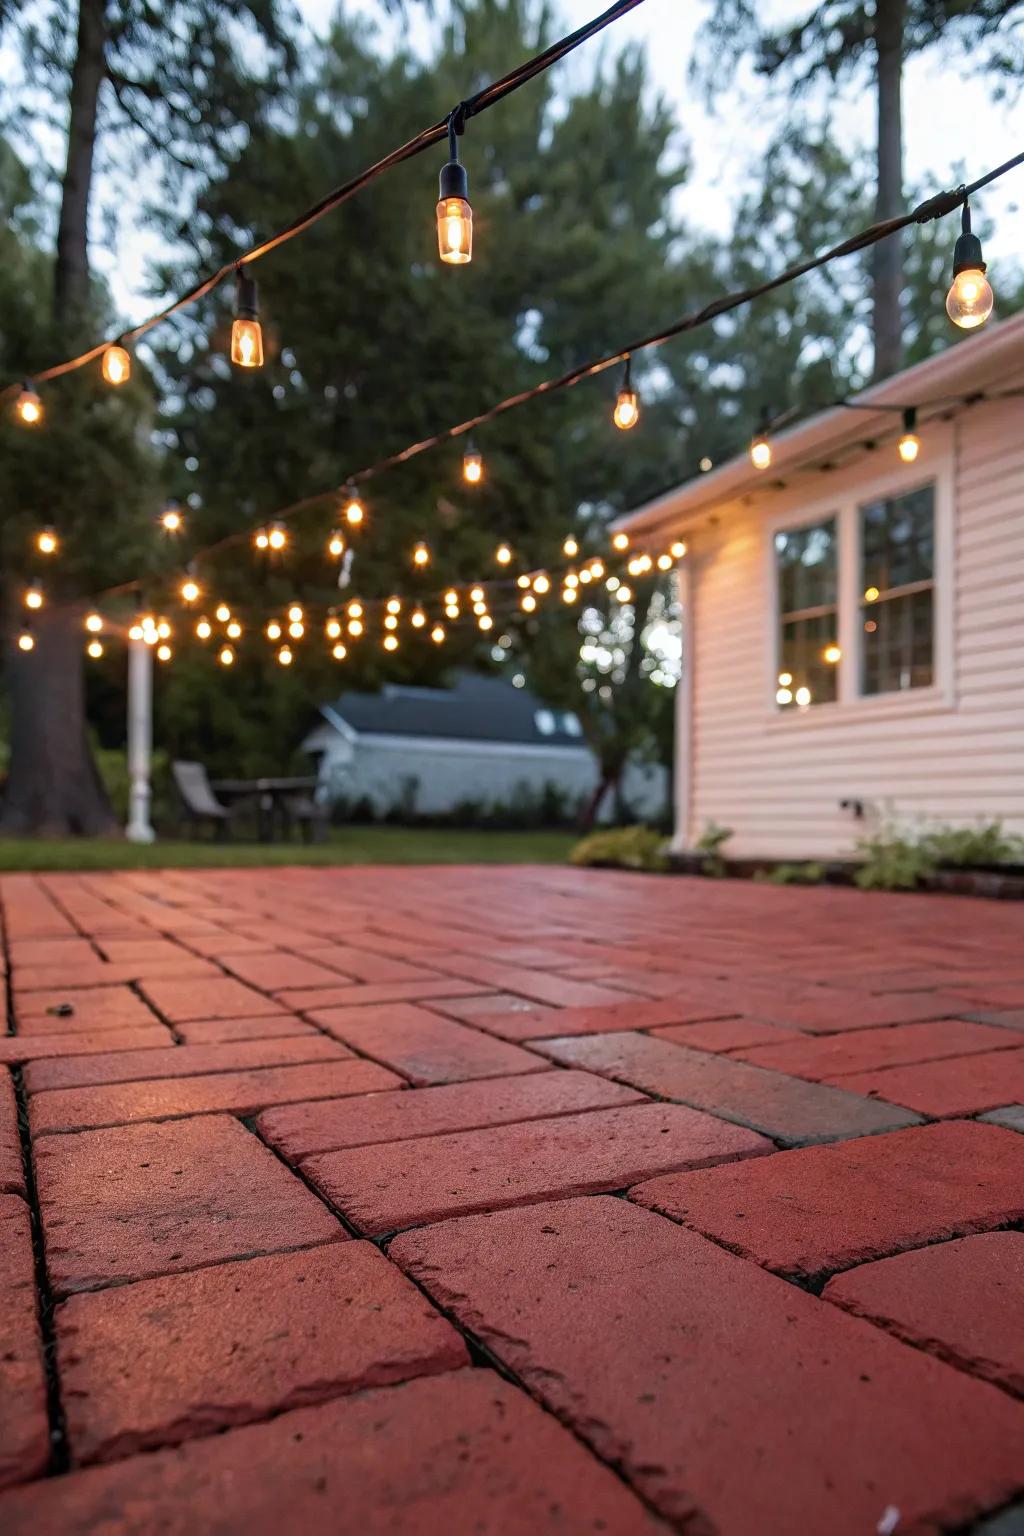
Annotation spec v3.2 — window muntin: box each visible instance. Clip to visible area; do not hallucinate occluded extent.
[774,518,839,708]
[860,486,935,695]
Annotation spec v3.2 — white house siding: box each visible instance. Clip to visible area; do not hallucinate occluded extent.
[683,392,1024,860]
[308,728,667,822]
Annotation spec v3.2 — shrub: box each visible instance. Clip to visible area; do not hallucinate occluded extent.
[570,824,669,872]
[758,861,826,886]
[854,831,936,890]
[920,820,1023,869]
[694,819,734,877]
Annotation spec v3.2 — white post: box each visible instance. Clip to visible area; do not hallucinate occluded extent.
[670,561,694,855]
[125,634,156,844]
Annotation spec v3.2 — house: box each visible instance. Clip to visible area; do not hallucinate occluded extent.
[615,311,1024,861]
[302,670,667,821]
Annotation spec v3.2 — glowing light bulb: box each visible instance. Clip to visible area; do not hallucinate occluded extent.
[670,541,687,559]
[180,578,201,604]
[15,382,42,427]
[563,536,579,558]
[215,603,231,624]
[348,618,364,637]
[562,587,578,604]
[470,586,485,603]
[823,644,842,664]
[348,602,363,619]
[864,586,880,603]
[384,614,398,631]
[383,633,399,652]
[157,644,172,662]
[898,407,920,464]
[606,576,620,592]
[795,686,812,707]
[267,524,287,551]
[613,357,639,430]
[617,584,633,603]
[85,612,103,634]
[344,491,365,526]
[778,672,793,687]
[750,432,772,470]
[579,568,592,584]
[278,646,293,666]
[156,620,172,640]
[196,618,212,640]
[87,639,104,659]
[776,686,793,705]
[445,604,459,620]
[24,583,43,610]
[611,532,629,552]
[17,630,34,652]
[266,621,282,641]
[254,529,270,550]
[495,542,512,565]
[230,269,264,367]
[328,531,345,558]
[287,604,303,623]
[332,642,347,660]
[412,541,430,567]
[437,137,473,264]
[431,624,446,644]
[533,574,550,594]
[473,601,488,616]
[946,201,994,330]
[325,618,342,639]
[102,344,131,386]
[657,553,673,571]
[288,621,304,639]
[411,607,427,629]
[227,621,243,640]
[160,500,184,534]
[36,527,58,555]
[386,597,402,615]
[443,589,458,607]
[478,613,493,631]
[463,445,483,484]
[521,593,537,613]
[588,560,604,579]
[219,645,235,666]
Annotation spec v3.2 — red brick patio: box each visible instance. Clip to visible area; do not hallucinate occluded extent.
[1,865,1022,1533]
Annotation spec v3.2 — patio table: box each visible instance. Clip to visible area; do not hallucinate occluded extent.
[212,776,319,842]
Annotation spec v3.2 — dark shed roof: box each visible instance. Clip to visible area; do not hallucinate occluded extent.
[322,671,585,748]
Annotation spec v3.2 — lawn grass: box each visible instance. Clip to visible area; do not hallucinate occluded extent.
[0,826,577,872]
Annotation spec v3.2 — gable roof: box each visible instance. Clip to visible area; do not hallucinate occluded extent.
[616,310,1024,543]
[319,670,586,748]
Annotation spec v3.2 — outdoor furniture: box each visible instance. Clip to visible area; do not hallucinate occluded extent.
[281,790,330,844]
[212,775,321,843]
[171,761,246,840]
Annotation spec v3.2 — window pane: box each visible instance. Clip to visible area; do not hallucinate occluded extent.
[861,486,934,596]
[778,613,839,707]
[862,588,934,695]
[775,519,837,615]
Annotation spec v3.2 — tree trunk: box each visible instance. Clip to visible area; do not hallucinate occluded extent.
[871,0,905,380]
[54,0,106,327]
[1,606,119,835]
[579,766,621,832]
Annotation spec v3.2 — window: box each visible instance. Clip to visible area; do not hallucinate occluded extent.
[562,713,583,737]
[534,709,556,735]
[860,486,935,695]
[774,518,838,709]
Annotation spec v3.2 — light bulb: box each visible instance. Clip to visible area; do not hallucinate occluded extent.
[412,541,430,567]
[612,532,629,553]
[445,604,459,619]
[778,672,793,686]
[495,542,512,565]
[288,621,304,639]
[268,524,287,550]
[196,618,212,640]
[254,529,270,550]
[219,645,235,666]
[278,646,293,666]
[180,578,201,604]
[473,600,488,616]
[160,501,184,534]
[563,536,579,558]
[437,196,473,264]
[699,456,713,472]
[463,446,483,484]
[617,584,633,602]
[328,531,345,558]
[227,621,242,640]
[443,589,458,606]
[588,560,604,579]
[533,574,550,594]
[384,614,398,631]
[386,597,402,615]
[348,602,363,618]
[231,269,264,367]
[657,553,673,571]
[470,586,485,603]
[15,382,42,427]
[898,407,920,464]
[24,583,43,610]
[521,593,537,612]
[348,618,364,637]
[325,618,342,639]
[795,686,812,707]
[750,433,772,470]
[344,491,365,526]
[613,356,639,431]
[102,344,131,386]
[266,621,282,641]
[946,200,994,330]
[411,607,427,629]
[565,572,579,588]
[36,527,58,555]
[85,612,103,634]
[87,639,104,659]
[332,642,347,660]
[478,613,493,631]
[215,603,231,624]
[17,629,34,651]
[157,619,172,640]
[823,644,842,664]
[776,686,793,705]
[383,634,399,652]
[670,541,687,559]
[606,576,620,592]
[157,644,172,662]
[431,624,446,644]
[580,568,593,584]
[287,604,303,622]
[562,587,578,604]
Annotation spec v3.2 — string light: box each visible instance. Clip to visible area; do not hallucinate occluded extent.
[898,407,920,463]
[463,444,484,484]
[384,614,399,630]
[617,584,633,602]
[156,619,172,640]
[412,541,431,567]
[180,575,201,604]
[278,645,293,666]
[15,382,42,427]
[946,199,994,330]
[227,621,243,640]
[443,589,458,607]
[343,489,365,526]
[86,639,104,659]
[268,524,287,551]
[157,644,172,662]
[331,642,347,660]
[562,587,578,604]
[563,536,579,558]
[348,601,363,619]
[85,612,103,633]
[579,567,592,584]
[254,528,270,550]
[606,576,620,592]
[495,542,512,565]
[348,616,364,637]
[473,599,488,615]
[196,617,212,639]
[670,540,687,559]
[231,267,264,368]
[533,573,550,594]
[288,620,304,639]
[478,613,493,631]
[445,601,459,619]
[328,530,345,558]
[750,413,772,470]
[386,597,402,615]
[36,527,58,555]
[287,604,303,622]
[325,617,342,639]
[431,623,446,644]
[469,585,485,603]
[588,559,604,578]
[613,355,639,430]
[521,592,537,612]
[160,500,184,534]
[215,603,232,624]
[611,532,629,553]
[266,620,282,640]
[410,606,427,628]
[437,113,473,265]
[565,572,579,588]
[17,628,35,651]
[823,644,842,664]
[102,343,131,386]
[219,645,235,666]
[24,581,43,610]
[657,553,673,571]
[383,633,399,651]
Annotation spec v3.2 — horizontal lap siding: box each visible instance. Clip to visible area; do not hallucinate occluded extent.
[688,396,1024,859]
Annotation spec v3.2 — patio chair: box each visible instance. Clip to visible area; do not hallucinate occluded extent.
[171,760,244,840]
[281,791,330,844]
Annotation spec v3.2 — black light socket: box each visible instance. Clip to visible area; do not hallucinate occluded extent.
[952,201,985,277]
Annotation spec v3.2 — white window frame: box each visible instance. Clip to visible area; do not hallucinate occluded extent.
[761,443,955,728]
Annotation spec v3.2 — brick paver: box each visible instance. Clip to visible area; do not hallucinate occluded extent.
[392,1197,1024,1536]
[56,1242,469,1463]
[824,1231,1024,1394]
[3,866,1024,1532]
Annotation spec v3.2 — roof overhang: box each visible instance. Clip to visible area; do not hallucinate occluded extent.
[615,311,1024,544]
